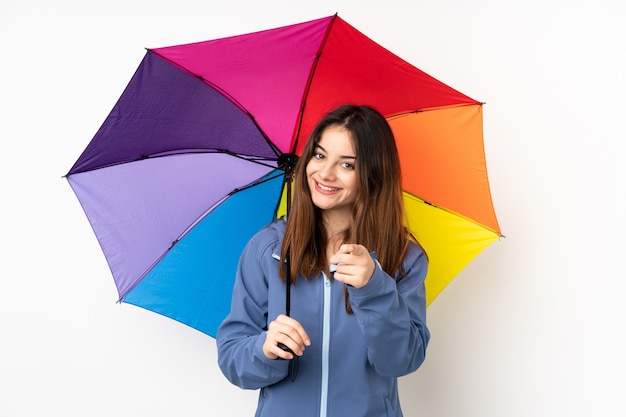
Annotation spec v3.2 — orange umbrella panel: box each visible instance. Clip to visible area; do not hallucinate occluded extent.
[389,104,501,235]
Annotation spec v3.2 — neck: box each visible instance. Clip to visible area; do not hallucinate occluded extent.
[322,210,351,245]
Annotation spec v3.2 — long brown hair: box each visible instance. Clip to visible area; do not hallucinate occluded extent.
[280,105,410,287]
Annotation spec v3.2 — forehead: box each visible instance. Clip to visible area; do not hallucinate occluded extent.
[317,125,355,155]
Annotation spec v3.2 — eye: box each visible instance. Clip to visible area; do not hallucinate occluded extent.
[313,152,325,160]
[341,161,355,170]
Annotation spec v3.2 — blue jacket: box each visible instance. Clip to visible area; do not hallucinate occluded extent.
[216,219,429,417]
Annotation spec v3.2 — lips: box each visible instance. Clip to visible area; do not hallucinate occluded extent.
[316,181,339,192]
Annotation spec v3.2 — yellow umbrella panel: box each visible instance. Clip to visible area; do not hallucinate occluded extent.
[404,192,500,305]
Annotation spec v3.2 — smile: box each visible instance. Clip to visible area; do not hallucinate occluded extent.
[316,182,339,192]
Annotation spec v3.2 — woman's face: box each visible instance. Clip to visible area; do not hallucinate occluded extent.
[306,125,359,218]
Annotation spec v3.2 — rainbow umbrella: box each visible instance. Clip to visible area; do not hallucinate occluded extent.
[66,14,501,337]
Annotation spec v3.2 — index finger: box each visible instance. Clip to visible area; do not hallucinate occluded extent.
[335,243,357,255]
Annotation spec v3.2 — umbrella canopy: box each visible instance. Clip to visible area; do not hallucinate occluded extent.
[66,14,501,337]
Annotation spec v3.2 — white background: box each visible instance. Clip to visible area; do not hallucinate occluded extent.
[2,0,625,416]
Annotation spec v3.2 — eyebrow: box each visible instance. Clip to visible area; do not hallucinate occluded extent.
[315,144,357,160]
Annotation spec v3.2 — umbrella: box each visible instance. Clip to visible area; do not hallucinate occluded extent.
[66,14,502,337]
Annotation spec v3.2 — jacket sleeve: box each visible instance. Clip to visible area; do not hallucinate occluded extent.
[347,242,430,377]
[216,232,290,389]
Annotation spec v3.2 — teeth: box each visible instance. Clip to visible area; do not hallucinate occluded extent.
[318,183,338,192]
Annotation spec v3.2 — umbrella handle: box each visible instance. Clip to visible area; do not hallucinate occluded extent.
[284,248,291,317]
[281,248,298,383]
[282,156,295,318]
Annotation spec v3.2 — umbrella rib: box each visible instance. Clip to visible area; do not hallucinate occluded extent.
[65,149,279,176]
[290,13,338,154]
[385,102,486,120]
[172,170,285,247]
[404,191,505,238]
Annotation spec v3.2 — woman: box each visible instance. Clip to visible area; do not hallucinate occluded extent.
[217,104,430,417]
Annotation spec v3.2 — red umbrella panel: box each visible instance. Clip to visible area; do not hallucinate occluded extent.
[66,14,501,336]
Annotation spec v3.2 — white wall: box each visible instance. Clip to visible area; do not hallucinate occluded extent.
[2,0,624,416]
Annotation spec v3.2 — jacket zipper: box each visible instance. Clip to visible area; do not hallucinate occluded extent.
[320,273,331,417]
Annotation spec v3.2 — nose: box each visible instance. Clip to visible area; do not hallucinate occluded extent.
[318,161,336,180]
